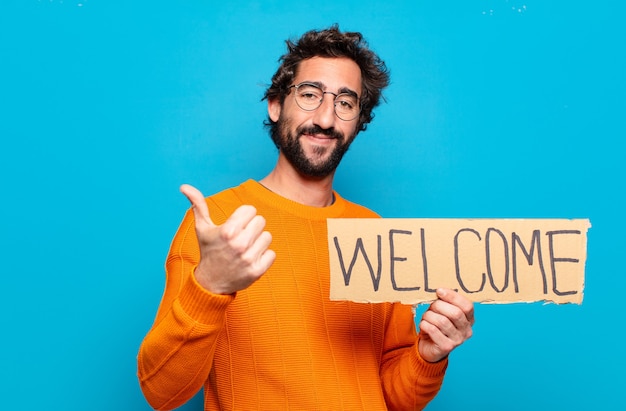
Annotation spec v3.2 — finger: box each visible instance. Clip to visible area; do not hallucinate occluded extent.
[420,309,457,339]
[221,205,259,240]
[230,215,272,264]
[180,184,215,228]
[420,308,470,351]
[424,300,474,345]
[418,319,456,360]
[257,247,276,274]
[427,301,471,338]
[240,214,268,244]
[436,288,475,325]
[419,318,448,345]
[243,230,274,267]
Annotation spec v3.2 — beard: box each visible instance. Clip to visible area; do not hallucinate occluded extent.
[271,115,355,178]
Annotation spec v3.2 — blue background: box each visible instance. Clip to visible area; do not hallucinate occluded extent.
[1,1,624,410]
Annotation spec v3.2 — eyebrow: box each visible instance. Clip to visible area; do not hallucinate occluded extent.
[300,80,360,99]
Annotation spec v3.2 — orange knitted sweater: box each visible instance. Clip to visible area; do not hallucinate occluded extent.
[138,180,447,410]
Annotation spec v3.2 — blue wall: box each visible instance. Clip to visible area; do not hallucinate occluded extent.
[1,1,624,409]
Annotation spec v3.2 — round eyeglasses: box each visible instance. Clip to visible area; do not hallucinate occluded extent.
[288,82,361,121]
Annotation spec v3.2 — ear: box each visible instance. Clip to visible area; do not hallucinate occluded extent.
[268,98,281,122]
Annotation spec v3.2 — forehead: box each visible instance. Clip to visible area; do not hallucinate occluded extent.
[294,56,362,95]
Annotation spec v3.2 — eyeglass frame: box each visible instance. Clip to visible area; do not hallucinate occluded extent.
[287,82,361,121]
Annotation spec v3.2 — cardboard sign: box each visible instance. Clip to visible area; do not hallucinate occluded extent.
[328,219,590,305]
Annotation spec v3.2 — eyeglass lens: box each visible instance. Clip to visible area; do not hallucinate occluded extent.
[293,83,359,121]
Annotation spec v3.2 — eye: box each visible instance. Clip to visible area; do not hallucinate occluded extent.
[297,84,322,101]
[336,95,357,111]
[300,91,319,101]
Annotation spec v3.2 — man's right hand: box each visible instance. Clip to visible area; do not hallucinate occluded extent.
[180,184,276,295]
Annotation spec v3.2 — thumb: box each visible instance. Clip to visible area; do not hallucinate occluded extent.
[180,184,215,228]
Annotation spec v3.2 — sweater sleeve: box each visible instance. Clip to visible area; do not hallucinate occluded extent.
[379,303,448,411]
[137,208,234,411]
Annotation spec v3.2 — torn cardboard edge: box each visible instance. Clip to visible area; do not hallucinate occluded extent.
[327,218,591,305]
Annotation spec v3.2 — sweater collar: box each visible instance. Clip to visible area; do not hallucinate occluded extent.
[240,180,348,220]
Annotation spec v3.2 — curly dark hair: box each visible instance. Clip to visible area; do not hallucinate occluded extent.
[263,25,390,135]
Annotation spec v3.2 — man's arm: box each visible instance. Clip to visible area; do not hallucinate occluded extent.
[137,185,275,410]
[137,270,233,410]
[379,303,448,411]
[380,289,474,411]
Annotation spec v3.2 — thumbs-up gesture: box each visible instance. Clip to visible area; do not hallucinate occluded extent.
[180,184,276,295]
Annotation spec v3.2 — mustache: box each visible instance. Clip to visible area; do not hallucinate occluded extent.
[297,125,344,141]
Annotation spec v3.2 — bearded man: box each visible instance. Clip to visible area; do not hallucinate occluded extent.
[138,25,474,411]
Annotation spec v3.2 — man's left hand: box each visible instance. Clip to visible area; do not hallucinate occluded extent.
[417,288,475,363]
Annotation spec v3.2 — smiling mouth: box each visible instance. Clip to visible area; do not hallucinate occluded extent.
[309,134,334,140]
[301,131,338,142]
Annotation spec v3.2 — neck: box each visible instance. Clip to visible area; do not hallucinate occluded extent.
[260,156,336,207]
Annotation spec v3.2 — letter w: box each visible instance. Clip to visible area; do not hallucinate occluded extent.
[333,236,382,291]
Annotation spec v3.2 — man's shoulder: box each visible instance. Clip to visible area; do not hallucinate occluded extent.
[339,196,380,218]
[207,183,244,203]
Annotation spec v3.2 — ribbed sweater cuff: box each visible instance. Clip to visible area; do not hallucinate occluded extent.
[177,272,235,325]
[411,343,449,379]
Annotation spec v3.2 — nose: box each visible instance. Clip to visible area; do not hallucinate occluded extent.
[311,94,336,130]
